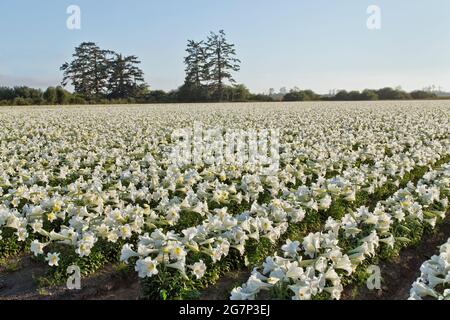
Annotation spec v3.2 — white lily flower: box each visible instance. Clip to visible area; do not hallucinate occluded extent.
[45,252,60,267]
[120,244,139,263]
[281,239,300,257]
[135,257,159,278]
[189,260,207,279]
[302,232,321,258]
[289,284,311,300]
[30,240,46,256]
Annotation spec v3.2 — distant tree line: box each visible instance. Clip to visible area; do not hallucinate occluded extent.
[279,87,438,102]
[282,90,321,101]
[0,86,78,106]
[326,88,438,101]
[0,85,442,106]
[0,30,444,106]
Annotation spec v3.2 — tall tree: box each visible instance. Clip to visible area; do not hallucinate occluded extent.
[205,30,241,100]
[61,42,112,99]
[184,40,209,87]
[107,54,147,99]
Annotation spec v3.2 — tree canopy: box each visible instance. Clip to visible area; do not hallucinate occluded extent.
[61,42,147,101]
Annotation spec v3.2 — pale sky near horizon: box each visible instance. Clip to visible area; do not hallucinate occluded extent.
[1,0,449,94]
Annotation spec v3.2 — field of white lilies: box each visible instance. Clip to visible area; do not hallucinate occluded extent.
[0,101,449,300]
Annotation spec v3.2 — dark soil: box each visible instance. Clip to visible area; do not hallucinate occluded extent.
[0,255,48,299]
[0,256,139,300]
[342,217,450,300]
[198,269,250,300]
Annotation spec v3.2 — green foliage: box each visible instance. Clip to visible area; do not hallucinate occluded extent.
[68,94,86,105]
[324,198,347,220]
[410,90,437,99]
[108,54,147,99]
[0,228,32,260]
[248,93,274,102]
[140,249,244,300]
[360,89,379,100]
[56,86,70,104]
[222,84,251,102]
[0,86,43,105]
[330,87,416,101]
[205,30,241,100]
[61,42,148,101]
[181,30,242,102]
[1,258,22,272]
[171,211,204,233]
[184,40,209,88]
[43,87,57,104]
[61,42,112,99]
[36,239,123,287]
[0,85,76,106]
[0,85,443,106]
[176,84,211,102]
[377,87,411,100]
[283,89,320,102]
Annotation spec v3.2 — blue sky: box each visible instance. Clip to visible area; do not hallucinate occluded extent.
[1,0,449,93]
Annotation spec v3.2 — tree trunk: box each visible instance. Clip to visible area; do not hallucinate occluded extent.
[217,48,222,101]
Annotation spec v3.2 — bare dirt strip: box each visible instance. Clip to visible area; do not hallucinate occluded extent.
[0,258,139,300]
